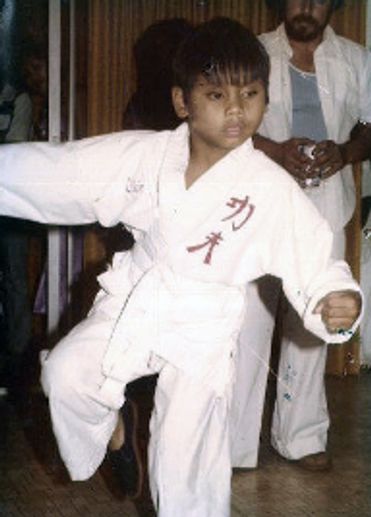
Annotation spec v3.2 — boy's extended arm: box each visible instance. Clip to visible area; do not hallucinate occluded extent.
[0,140,97,224]
[0,131,155,226]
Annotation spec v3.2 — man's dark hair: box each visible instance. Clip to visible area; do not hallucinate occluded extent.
[134,18,192,91]
[265,0,345,12]
[173,17,270,100]
[123,18,192,130]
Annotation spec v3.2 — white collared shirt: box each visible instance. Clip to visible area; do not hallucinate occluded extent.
[258,24,371,231]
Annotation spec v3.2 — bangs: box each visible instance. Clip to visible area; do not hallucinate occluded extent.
[173,17,270,97]
[201,61,263,87]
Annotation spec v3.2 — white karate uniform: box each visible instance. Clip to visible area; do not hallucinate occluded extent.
[231,24,371,467]
[0,123,361,516]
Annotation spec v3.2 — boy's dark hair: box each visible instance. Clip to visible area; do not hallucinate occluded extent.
[173,17,270,101]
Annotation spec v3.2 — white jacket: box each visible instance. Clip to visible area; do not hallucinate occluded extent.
[258,24,371,232]
[0,123,362,391]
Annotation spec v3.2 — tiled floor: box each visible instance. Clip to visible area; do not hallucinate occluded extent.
[1,370,370,516]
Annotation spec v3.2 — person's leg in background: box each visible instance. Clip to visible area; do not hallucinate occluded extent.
[271,231,346,469]
[271,304,329,462]
[230,276,280,469]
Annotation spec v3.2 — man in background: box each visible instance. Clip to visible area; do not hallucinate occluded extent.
[231,0,371,472]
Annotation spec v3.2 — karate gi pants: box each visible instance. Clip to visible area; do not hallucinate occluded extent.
[41,301,232,517]
[231,232,345,466]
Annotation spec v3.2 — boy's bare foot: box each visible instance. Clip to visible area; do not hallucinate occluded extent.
[107,399,143,499]
[109,410,125,450]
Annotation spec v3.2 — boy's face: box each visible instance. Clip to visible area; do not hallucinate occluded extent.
[172,76,266,159]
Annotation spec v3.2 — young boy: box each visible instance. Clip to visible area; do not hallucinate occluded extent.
[0,18,362,517]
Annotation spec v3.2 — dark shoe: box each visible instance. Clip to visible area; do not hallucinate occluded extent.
[108,400,143,499]
[297,452,332,472]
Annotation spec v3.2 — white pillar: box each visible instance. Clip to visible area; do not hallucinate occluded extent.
[367,0,371,49]
[47,0,62,334]
[67,0,76,306]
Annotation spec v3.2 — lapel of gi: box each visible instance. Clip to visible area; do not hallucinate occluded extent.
[158,131,255,246]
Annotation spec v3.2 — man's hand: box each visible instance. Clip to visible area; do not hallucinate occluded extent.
[310,140,345,179]
[277,137,315,180]
[254,121,371,185]
[313,290,362,334]
[253,134,314,181]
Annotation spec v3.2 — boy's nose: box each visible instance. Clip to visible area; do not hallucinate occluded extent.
[226,96,243,115]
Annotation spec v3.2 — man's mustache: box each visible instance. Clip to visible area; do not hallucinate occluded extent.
[291,14,319,28]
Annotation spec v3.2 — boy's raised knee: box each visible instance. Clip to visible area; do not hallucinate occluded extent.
[40,346,78,398]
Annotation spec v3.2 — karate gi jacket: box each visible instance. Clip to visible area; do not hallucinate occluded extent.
[258,24,371,232]
[0,123,362,393]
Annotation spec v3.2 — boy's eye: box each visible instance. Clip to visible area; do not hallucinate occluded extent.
[241,89,258,99]
[207,91,223,100]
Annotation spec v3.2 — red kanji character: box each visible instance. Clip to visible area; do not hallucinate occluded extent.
[222,195,255,231]
[187,232,223,265]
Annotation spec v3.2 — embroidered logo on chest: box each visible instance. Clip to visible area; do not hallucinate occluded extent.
[186,195,255,265]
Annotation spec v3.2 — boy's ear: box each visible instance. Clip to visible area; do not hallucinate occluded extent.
[172,87,189,119]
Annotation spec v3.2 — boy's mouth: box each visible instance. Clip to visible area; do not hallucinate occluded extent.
[224,123,243,137]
